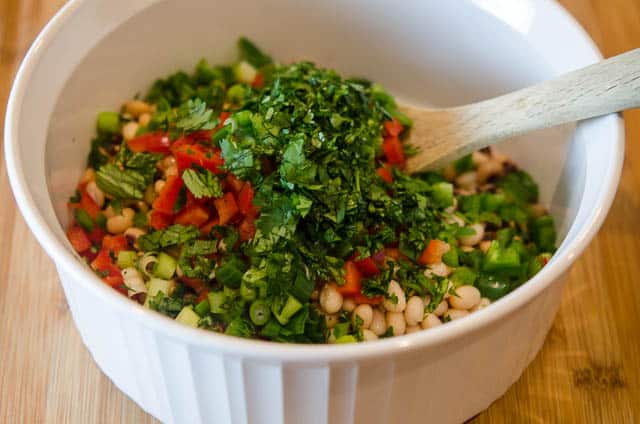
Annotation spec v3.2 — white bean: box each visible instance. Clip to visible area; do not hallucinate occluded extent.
[385,312,406,336]
[421,313,442,329]
[125,100,153,117]
[383,280,406,312]
[369,309,387,336]
[325,314,339,329]
[406,325,421,334]
[477,159,503,183]
[445,309,470,320]
[470,297,491,313]
[107,214,133,234]
[430,262,451,277]
[479,240,492,253]
[433,300,448,317]
[138,112,152,127]
[319,284,343,314]
[404,296,424,326]
[85,181,104,207]
[122,121,139,141]
[472,151,490,166]
[362,329,378,342]
[449,285,481,310]
[459,223,485,247]
[154,179,166,193]
[124,227,146,243]
[455,171,477,190]
[342,297,356,312]
[353,304,373,329]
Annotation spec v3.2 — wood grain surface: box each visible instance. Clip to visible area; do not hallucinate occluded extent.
[0,1,639,423]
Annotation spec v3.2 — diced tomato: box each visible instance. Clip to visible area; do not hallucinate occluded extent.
[104,274,127,295]
[71,189,101,220]
[214,192,239,225]
[252,73,264,88]
[200,218,220,235]
[126,132,171,154]
[180,276,206,293]
[353,293,383,305]
[174,204,210,227]
[87,227,106,245]
[149,210,173,230]
[102,234,129,254]
[225,173,245,194]
[67,225,91,253]
[418,239,450,266]
[237,183,255,215]
[188,130,214,142]
[354,257,380,277]
[383,117,403,137]
[376,166,393,184]
[152,175,185,215]
[382,136,405,166]
[196,289,209,303]
[172,144,224,174]
[337,260,362,296]
[238,217,256,241]
[384,247,401,260]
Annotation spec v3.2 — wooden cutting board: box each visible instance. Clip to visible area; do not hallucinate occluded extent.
[1,0,639,422]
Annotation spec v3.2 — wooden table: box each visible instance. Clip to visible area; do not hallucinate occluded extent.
[1,1,639,422]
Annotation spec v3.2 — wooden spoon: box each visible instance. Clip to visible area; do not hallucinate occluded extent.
[402,48,640,172]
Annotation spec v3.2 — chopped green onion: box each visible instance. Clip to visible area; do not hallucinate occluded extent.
[154,252,177,279]
[117,250,138,269]
[216,256,246,289]
[175,306,200,327]
[194,299,210,317]
[208,291,227,314]
[239,280,257,301]
[96,111,120,134]
[249,299,271,326]
[75,209,93,232]
[335,335,358,344]
[272,295,302,326]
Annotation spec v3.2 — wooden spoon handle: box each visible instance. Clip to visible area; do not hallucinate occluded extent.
[406,48,640,172]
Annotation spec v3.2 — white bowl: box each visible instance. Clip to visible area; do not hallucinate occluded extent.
[5,1,624,423]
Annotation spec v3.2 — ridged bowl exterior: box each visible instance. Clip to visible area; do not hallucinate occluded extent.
[5,1,624,423]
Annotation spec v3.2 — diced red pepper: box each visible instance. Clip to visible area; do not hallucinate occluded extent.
[71,189,101,220]
[382,136,405,166]
[102,234,129,254]
[354,257,380,277]
[87,227,106,245]
[200,218,220,235]
[180,276,206,293]
[418,239,450,266]
[385,247,402,261]
[225,173,245,194]
[67,225,91,253]
[126,132,171,154]
[337,260,362,296]
[353,293,383,305]
[376,166,393,184]
[238,217,256,241]
[383,117,403,137]
[252,73,264,88]
[152,175,185,215]
[197,289,209,303]
[149,210,173,230]
[214,192,239,225]
[174,204,210,227]
[237,183,255,215]
[187,130,214,142]
[172,144,224,174]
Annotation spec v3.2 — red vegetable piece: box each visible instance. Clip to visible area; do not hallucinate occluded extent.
[87,227,106,245]
[173,144,224,174]
[383,117,403,137]
[200,218,220,235]
[238,217,256,241]
[418,239,450,266]
[382,135,405,166]
[152,175,185,215]
[67,225,91,253]
[79,190,101,220]
[237,183,255,215]
[149,210,173,230]
[196,289,209,303]
[354,257,380,277]
[376,166,393,184]
[174,204,210,227]
[126,132,171,154]
[102,234,129,254]
[180,276,206,293]
[337,260,362,296]
[252,73,264,88]
[214,192,239,225]
[225,173,245,194]
[353,293,383,305]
